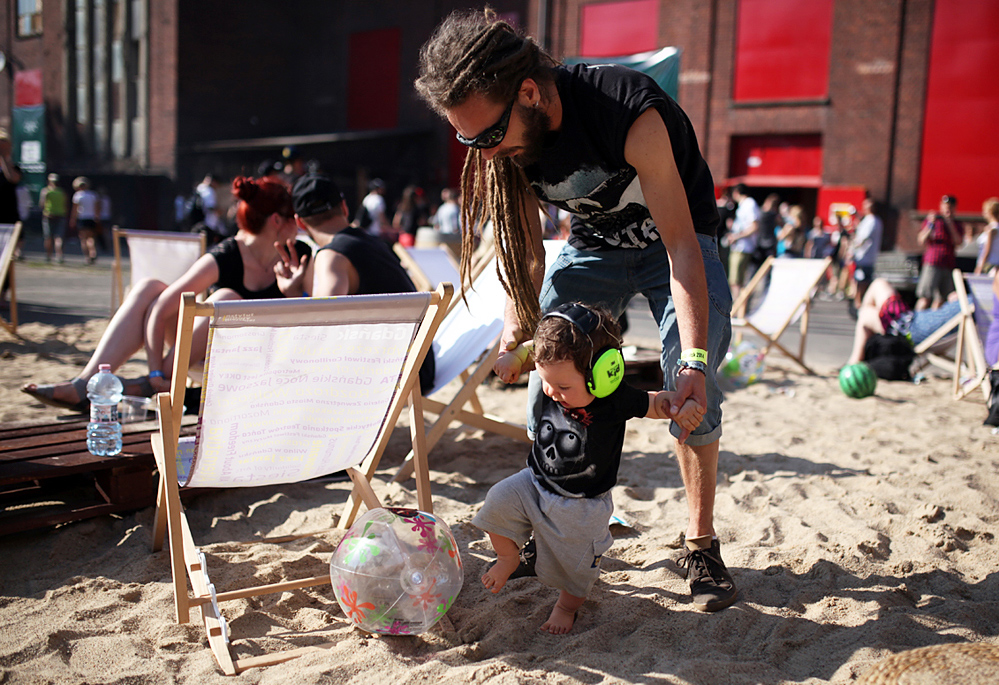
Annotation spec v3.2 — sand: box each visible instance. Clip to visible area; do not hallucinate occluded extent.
[1,319,998,684]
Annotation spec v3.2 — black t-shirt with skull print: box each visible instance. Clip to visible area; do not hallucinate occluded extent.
[523,64,719,251]
[528,382,649,498]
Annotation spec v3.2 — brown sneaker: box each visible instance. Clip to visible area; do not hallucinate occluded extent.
[677,538,738,612]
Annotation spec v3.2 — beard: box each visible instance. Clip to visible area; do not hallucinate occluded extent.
[508,104,551,168]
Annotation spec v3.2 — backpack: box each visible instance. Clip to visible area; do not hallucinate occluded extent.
[985,369,999,427]
[863,333,916,381]
[355,203,372,229]
[753,211,778,263]
[183,193,206,229]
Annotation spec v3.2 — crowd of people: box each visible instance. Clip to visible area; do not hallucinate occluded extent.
[717,185,889,308]
[176,157,463,254]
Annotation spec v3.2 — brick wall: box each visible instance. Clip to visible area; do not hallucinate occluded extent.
[546,0,939,251]
[148,0,178,175]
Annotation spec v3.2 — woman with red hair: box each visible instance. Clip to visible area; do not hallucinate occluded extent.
[22,176,311,411]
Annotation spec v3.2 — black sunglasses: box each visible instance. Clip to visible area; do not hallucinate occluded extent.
[455,97,516,149]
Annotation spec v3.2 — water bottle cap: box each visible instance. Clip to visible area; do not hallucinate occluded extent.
[99,364,111,372]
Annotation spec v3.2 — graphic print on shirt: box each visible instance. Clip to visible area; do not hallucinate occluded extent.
[531,165,660,250]
[530,401,597,498]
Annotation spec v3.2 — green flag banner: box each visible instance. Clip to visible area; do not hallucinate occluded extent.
[12,105,46,202]
[564,47,681,101]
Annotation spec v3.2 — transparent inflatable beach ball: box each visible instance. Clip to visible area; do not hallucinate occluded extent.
[330,507,463,635]
[721,341,766,388]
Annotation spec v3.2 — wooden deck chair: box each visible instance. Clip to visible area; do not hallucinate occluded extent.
[150,284,452,675]
[0,222,21,335]
[394,241,564,481]
[111,227,206,311]
[909,283,967,378]
[952,270,995,401]
[393,244,461,291]
[730,256,833,375]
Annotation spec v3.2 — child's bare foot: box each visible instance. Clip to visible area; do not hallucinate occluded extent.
[481,555,520,593]
[540,602,577,635]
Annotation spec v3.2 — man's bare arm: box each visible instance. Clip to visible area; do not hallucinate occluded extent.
[625,108,710,413]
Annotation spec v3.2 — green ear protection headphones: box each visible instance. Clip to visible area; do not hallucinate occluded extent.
[542,303,625,398]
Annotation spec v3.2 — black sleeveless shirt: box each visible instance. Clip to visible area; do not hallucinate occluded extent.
[317,227,417,295]
[524,64,720,251]
[209,237,312,300]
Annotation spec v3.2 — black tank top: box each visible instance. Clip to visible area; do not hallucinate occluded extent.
[209,237,312,300]
[317,227,416,295]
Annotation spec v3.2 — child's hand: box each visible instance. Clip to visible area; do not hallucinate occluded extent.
[493,341,533,384]
[650,391,703,444]
[671,398,704,444]
[493,351,524,384]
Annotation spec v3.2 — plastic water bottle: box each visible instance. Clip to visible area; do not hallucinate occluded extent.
[87,364,123,456]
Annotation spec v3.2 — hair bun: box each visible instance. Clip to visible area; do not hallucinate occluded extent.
[232,176,259,202]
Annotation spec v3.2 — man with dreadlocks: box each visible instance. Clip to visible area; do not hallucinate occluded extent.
[416,9,736,613]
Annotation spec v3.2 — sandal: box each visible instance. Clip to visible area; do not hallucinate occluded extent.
[121,376,156,398]
[21,377,90,413]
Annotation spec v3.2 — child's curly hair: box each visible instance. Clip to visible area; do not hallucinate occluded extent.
[533,303,622,377]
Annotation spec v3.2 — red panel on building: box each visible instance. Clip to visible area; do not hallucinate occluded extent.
[729,134,823,183]
[14,69,43,107]
[733,0,833,101]
[580,0,659,57]
[347,29,401,130]
[917,0,999,211]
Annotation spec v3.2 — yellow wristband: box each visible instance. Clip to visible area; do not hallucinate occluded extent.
[680,348,708,364]
[511,340,534,364]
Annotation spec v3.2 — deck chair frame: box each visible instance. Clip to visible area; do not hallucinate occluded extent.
[951,270,994,401]
[111,227,206,312]
[394,243,564,482]
[908,277,967,378]
[394,258,531,482]
[0,222,22,335]
[150,284,452,675]
[393,243,461,292]
[730,256,832,375]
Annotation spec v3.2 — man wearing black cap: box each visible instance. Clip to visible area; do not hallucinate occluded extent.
[283,172,435,389]
[285,172,418,297]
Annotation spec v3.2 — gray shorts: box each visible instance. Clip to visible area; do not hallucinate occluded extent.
[472,468,614,598]
[916,264,955,301]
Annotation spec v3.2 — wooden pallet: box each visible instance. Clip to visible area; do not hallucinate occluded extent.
[0,417,194,536]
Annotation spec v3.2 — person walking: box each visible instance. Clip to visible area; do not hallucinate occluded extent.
[850,197,884,307]
[39,173,68,263]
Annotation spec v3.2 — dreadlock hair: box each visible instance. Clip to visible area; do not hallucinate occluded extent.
[415,7,559,336]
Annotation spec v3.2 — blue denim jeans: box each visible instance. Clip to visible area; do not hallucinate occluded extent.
[527,234,732,446]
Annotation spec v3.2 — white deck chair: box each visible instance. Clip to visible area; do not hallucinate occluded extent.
[394,241,564,482]
[393,244,461,291]
[112,227,206,311]
[909,279,966,377]
[730,256,833,375]
[952,270,995,401]
[150,284,452,675]
[0,222,21,335]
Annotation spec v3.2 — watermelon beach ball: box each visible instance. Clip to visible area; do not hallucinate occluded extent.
[839,362,877,399]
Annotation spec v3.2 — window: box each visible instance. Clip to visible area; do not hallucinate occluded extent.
[580,0,659,57]
[17,0,43,37]
[917,0,999,210]
[733,0,833,102]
